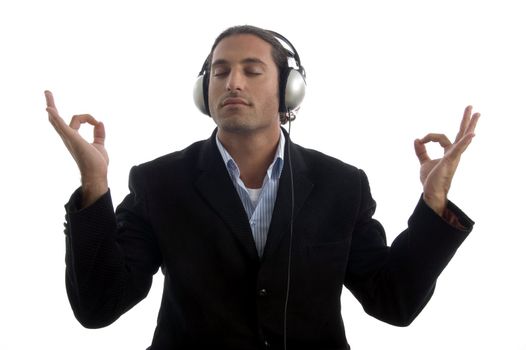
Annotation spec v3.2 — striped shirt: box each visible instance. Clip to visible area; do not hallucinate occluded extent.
[216,131,285,258]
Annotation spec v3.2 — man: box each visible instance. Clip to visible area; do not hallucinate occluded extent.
[46,25,480,350]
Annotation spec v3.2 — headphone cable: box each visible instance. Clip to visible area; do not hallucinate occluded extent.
[283,111,295,350]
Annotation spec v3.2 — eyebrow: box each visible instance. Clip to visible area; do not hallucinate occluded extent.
[211,57,268,67]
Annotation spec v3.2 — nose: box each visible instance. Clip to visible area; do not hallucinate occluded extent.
[226,68,245,92]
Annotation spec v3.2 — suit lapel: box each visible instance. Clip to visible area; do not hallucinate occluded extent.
[193,129,313,264]
[262,136,313,263]
[194,131,260,262]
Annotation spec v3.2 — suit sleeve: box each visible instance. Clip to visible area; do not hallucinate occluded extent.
[64,166,162,328]
[344,169,474,326]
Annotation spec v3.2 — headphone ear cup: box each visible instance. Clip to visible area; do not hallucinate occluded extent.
[193,74,210,116]
[281,68,306,112]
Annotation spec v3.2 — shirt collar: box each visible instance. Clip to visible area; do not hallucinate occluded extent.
[216,129,285,182]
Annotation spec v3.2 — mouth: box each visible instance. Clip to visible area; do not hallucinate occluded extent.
[221,97,249,108]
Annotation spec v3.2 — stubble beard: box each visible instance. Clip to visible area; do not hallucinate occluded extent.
[213,108,265,135]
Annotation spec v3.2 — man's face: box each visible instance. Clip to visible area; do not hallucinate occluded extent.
[208,34,280,135]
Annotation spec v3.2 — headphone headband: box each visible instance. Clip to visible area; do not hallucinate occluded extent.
[267,30,306,79]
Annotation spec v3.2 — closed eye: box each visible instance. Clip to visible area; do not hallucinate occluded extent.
[245,66,264,76]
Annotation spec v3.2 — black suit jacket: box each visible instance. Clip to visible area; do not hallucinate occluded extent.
[64,129,473,350]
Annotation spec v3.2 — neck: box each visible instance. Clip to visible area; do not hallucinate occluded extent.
[217,126,281,189]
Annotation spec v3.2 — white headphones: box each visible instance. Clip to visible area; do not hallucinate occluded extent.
[193,30,306,118]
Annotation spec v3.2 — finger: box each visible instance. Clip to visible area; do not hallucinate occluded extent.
[414,139,430,165]
[93,122,106,146]
[465,112,481,135]
[45,90,61,123]
[47,108,79,152]
[419,133,452,149]
[446,132,476,160]
[455,105,472,143]
[46,105,60,120]
[44,90,56,109]
[69,114,98,131]
[47,106,73,138]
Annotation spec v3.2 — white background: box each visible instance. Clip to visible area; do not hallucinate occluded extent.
[1,0,525,349]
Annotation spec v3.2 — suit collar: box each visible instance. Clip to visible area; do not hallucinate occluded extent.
[261,128,313,262]
[195,128,260,261]
[194,128,313,262]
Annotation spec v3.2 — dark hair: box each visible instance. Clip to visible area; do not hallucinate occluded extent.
[205,25,292,124]
[207,25,289,74]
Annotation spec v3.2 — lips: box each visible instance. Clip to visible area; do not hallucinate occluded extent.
[221,97,249,107]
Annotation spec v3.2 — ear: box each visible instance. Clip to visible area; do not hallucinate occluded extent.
[280,68,306,113]
[284,69,306,111]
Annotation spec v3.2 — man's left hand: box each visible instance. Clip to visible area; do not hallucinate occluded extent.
[414,105,481,216]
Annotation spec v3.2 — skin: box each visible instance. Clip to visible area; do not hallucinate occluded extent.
[45,91,108,208]
[415,105,480,215]
[207,34,283,188]
[45,34,480,216]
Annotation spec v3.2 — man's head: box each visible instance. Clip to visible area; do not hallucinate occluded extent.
[207,26,290,93]
[203,25,294,127]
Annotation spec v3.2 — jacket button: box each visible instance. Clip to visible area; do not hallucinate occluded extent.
[258,288,268,297]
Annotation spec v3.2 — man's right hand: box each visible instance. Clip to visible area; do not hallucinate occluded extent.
[45,90,109,208]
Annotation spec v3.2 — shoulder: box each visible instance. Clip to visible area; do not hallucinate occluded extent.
[142,138,209,167]
[292,142,364,180]
[131,137,212,180]
[291,142,376,217]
